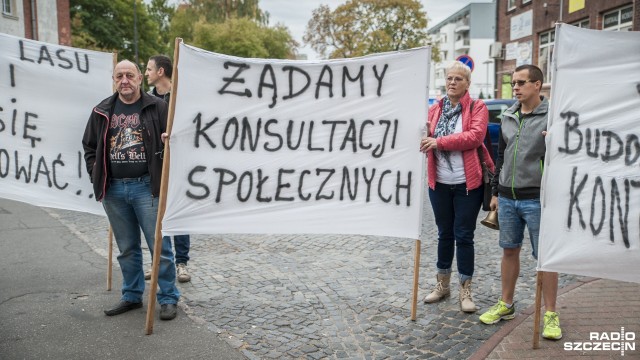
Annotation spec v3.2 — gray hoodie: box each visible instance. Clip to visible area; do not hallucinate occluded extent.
[491,96,548,200]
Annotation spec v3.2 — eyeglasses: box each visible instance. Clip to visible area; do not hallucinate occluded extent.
[446,76,466,83]
[511,79,536,87]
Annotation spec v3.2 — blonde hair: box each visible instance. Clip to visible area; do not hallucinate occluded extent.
[446,61,472,82]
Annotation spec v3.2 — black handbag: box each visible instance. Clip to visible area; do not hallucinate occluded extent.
[477,146,494,211]
[470,100,494,211]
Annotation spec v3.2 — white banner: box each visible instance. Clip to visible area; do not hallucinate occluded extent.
[0,33,113,215]
[539,24,640,283]
[163,44,429,238]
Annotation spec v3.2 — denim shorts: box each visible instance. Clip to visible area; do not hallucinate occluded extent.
[498,196,541,259]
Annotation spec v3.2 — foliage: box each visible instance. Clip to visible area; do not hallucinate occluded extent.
[192,17,297,59]
[147,0,175,50]
[70,0,166,67]
[304,0,440,62]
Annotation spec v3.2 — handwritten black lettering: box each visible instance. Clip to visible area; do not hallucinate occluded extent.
[263,119,282,152]
[282,66,310,101]
[373,64,389,96]
[275,169,295,201]
[378,170,392,203]
[186,165,209,200]
[258,65,277,108]
[298,169,311,201]
[193,113,218,148]
[237,171,253,202]
[342,65,364,97]
[340,166,358,200]
[315,168,335,200]
[395,171,411,206]
[218,61,252,97]
[315,65,333,99]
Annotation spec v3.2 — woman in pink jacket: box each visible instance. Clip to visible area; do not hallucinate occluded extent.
[419,61,494,313]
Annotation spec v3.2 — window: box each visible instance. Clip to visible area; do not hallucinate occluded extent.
[522,0,531,4]
[572,19,590,28]
[2,0,12,15]
[538,29,555,84]
[507,0,516,11]
[603,6,633,31]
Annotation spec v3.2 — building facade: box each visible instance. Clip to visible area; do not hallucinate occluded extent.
[1,0,71,45]
[428,2,497,99]
[493,0,638,99]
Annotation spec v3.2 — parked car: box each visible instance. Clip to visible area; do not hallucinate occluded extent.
[484,99,516,160]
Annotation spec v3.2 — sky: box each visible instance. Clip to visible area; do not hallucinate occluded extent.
[259,0,494,60]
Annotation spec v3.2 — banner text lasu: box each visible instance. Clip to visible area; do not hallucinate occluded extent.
[0,33,112,215]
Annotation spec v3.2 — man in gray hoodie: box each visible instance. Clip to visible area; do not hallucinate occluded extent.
[478,64,562,340]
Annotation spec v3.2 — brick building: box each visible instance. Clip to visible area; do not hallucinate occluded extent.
[493,0,638,99]
[1,0,71,45]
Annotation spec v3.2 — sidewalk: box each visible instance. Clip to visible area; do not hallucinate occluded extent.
[472,277,640,359]
[0,198,246,360]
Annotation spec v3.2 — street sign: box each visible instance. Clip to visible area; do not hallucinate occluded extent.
[456,55,475,72]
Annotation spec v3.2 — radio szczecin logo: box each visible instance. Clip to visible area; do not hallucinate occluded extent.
[564,327,636,356]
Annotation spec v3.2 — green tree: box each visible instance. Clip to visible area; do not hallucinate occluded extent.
[70,0,166,66]
[192,17,297,59]
[304,0,440,62]
[147,0,175,49]
[168,0,296,58]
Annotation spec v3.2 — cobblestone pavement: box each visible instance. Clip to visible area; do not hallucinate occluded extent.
[47,198,581,360]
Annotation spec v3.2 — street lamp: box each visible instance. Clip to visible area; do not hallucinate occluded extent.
[483,59,493,99]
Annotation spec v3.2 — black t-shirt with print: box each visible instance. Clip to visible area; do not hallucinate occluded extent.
[107,98,148,179]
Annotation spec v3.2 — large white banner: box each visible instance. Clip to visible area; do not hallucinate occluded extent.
[539,24,640,283]
[163,44,429,238]
[0,33,113,215]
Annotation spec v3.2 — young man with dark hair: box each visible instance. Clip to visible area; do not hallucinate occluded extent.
[144,55,192,283]
[479,64,561,340]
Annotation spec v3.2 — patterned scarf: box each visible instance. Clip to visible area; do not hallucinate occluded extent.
[433,97,462,171]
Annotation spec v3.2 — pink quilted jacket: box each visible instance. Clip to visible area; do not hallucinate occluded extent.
[426,91,495,191]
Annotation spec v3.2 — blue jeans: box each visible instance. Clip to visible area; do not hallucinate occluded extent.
[428,182,483,283]
[498,196,541,259]
[173,235,190,265]
[102,176,180,305]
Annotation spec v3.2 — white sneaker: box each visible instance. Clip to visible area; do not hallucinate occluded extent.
[177,263,191,283]
[144,269,151,280]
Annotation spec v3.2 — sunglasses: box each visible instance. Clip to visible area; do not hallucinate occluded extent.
[511,79,536,87]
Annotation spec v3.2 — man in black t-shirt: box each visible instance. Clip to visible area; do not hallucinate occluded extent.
[82,60,180,320]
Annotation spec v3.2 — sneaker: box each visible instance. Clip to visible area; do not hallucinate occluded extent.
[176,263,191,283]
[479,299,516,324]
[542,311,563,340]
[144,269,151,280]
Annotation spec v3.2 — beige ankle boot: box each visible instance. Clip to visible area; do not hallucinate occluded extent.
[423,273,451,303]
[459,279,477,313]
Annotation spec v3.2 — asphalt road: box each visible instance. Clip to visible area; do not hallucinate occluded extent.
[0,198,246,360]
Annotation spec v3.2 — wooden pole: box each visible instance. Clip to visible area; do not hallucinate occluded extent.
[145,38,183,335]
[411,239,421,321]
[107,226,113,291]
[106,52,117,292]
[532,271,543,349]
